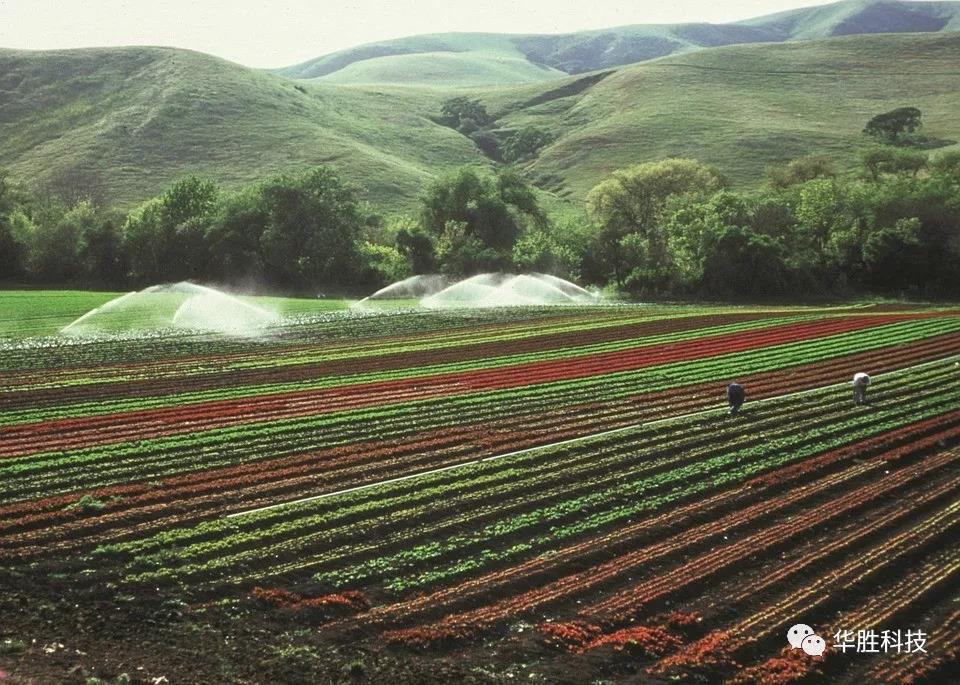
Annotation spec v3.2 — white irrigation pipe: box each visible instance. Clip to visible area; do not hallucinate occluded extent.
[227,352,960,519]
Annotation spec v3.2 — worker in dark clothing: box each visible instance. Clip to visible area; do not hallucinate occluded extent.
[727,382,746,415]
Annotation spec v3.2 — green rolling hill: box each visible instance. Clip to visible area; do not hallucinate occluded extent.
[276,34,569,86]
[276,0,960,86]
[1,10,959,213]
[0,46,486,210]
[484,32,960,198]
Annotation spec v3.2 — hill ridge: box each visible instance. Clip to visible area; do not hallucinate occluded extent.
[1,32,959,211]
[275,0,960,86]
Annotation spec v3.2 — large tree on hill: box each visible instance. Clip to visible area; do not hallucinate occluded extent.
[863,107,922,145]
[440,97,492,131]
[586,158,723,289]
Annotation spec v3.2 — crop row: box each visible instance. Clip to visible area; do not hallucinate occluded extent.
[317,385,960,597]
[0,307,668,391]
[0,304,625,371]
[712,541,959,684]
[380,440,960,648]
[363,416,960,636]
[116,392,867,584]
[2,326,956,568]
[863,606,960,685]
[0,312,829,421]
[0,312,824,438]
[580,451,959,623]
[656,484,960,672]
[4,316,956,506]
[4,314,943,460]
[4,323,950,526]
[100,362,959,594]
[6,334,942,559]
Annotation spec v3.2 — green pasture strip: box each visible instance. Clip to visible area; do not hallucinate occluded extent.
[2,317,956,505]
[0,290,350,339]
[116,361,960,586]
[0,291,123,338]
[0,312,827,425]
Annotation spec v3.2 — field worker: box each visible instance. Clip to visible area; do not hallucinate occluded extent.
[852,372,871,406]
[727,382,746,415]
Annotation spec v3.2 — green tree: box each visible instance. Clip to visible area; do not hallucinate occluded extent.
[32,200,106,283]
[511,230,578,278]
[700,226,790,298]
[586,158,723,288]
[795,178,848,257]
[749,194,796,241]
[121,197,165,283]
[259,166,365,289]
[205,189,268,282]
[440,97,492,130]
[864,175,960,295]
[358,241,412,287]
[122,176,219,283]
[766,154,837,189]
[932,150,960,183]
[860,218,926,293]
[863,107,922,144]
[860,146,927,181]
[502,127,554,163]
[395,222,436,274]
[434,220,501,275]
[0,171,30,281]
[419,168,543,275]
[0,210,33,282]
[468,130,501,161]
[662,190,751,290]
[75,207,123,284]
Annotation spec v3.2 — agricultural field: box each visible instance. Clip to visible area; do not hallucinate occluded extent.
[1,293,959,684]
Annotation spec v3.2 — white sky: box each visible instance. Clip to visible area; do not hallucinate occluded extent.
[0,0,839,68]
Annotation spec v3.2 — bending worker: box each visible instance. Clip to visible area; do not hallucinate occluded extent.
[727,382,746,415]
[852,372,871,406]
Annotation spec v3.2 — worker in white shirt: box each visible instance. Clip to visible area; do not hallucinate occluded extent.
[852,372,871,406]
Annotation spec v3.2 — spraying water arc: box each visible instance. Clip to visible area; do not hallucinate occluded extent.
[59,282,278,337]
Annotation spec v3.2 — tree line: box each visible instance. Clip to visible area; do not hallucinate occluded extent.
[2,144,959,299]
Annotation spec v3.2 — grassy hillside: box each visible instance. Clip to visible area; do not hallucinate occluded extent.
[740,0,960,38]
[2,33,960,212]
[0,47,486,211]
[320,49,566,87]
[276,0,960,86]
[481,32,960,198]
[275,33,569,85]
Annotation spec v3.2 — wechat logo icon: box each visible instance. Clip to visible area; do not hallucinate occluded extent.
[788,624,826,656]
